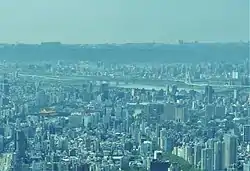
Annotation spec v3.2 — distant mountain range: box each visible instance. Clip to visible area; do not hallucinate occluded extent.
[0,42,248,63]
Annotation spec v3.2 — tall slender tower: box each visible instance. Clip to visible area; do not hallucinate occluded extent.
[205,85,213,104]
[2,74,10,95]
[185,69,191,84]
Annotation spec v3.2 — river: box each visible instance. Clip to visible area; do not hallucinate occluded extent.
[19,73,203,92]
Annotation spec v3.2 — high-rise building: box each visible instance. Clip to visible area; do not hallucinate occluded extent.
[194,143,202,168]
[184,145,194,165]
[205,85,213,104]
[205,104,215,119]
[224,134,237,168]
[159,128,166,150]
[162,103,175,121]
[171,85,178,95]
[214,141,225,170]
[164,137,173,153]
[2,74,10,95]
[243,125,250,142]
[175,105,189,122]
[233,89,238,99]
[36,90,47,107]
[201,148,213,171]
[0,135,3,153]
[100,82,109,101]
[15,130,27,159]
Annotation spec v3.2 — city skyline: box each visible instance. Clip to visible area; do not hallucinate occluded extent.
[0,0,249,44]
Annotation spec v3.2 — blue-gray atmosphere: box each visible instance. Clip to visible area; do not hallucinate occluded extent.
[0,1,250,171]
[0,0,249,43]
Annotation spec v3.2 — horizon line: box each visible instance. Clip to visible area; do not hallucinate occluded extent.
[0,40,249,46]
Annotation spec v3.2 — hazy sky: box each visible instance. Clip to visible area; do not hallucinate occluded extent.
[0,0,249,44]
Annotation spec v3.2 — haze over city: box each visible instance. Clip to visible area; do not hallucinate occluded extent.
[0,0,249,44]
[1,1,250,171]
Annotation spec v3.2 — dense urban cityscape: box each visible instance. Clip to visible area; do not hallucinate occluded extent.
[0,42,250,171]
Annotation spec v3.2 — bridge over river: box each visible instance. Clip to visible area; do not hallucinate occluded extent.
[19,73,249,93]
